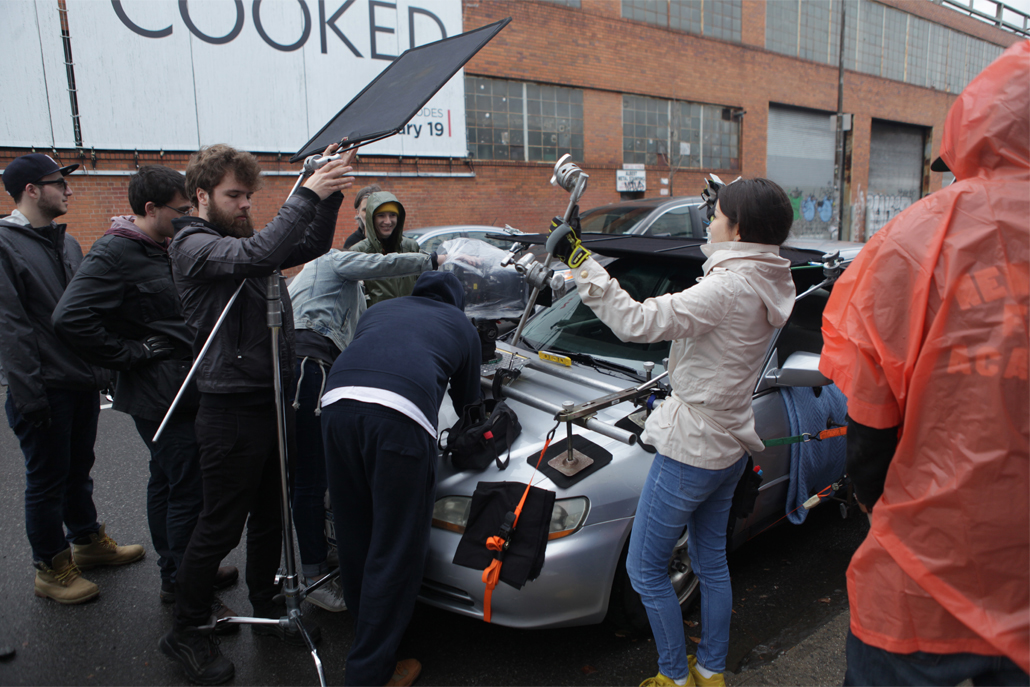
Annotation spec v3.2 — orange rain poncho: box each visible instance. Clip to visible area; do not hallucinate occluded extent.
[820,40,1029,671]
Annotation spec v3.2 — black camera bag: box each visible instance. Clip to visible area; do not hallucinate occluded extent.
[440,399,522,471]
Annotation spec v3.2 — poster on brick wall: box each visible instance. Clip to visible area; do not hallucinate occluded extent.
[4,0,466,158]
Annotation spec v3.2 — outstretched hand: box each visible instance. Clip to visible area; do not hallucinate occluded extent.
[303,143,357,200]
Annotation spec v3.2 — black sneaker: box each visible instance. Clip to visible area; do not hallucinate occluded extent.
[251,613,322,647]
[159,626,234,685]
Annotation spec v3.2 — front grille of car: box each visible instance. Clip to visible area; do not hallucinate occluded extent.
[419,579,476,607]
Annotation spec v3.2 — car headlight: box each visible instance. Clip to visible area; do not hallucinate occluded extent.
[432,495,589,541]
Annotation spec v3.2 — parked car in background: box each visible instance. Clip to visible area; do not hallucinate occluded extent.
[578,196,707,239]
[420,234,862,631]
[405,224,527,253]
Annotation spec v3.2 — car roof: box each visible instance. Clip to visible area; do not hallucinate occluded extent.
[406,225,522,236]
[581,196,704,214]
[512,233,855,268]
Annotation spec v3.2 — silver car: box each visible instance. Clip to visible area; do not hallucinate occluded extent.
[578,197,708,239]
[419,235,863,630]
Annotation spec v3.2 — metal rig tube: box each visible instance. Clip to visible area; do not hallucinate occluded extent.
[483,378,637,446]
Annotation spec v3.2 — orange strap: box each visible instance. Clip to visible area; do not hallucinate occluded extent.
[480,430,555,623]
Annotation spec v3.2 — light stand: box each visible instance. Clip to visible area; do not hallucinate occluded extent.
[154,154,343,687]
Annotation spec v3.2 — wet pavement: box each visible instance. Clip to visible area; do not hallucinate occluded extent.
[0,400,868,685]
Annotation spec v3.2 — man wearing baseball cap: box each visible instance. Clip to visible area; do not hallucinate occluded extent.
[0,154,144,605]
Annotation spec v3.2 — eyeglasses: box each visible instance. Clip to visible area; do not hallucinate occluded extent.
[33,178,69,191]
[159,203,193,216]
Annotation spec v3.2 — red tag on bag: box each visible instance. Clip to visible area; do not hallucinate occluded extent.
[483,430,494,440]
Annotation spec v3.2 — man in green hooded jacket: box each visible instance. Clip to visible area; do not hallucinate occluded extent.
[347,191,423,306]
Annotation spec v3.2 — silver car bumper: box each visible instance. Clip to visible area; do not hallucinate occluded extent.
[419,516,633,629]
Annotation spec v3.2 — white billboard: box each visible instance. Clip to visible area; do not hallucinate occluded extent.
[3,0,466,157]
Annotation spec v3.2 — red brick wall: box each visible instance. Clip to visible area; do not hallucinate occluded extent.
[3,0,1016,250]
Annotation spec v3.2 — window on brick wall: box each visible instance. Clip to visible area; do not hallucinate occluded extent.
[465,76,584,162]
[623,94,739,170]
[766,0,1004,94]
[623,0,741,42]
[535,0,580,7]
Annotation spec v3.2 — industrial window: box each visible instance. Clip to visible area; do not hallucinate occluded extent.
[623,0,741,42]
[535,0,580,7]
[882,6,907,82]
[623,95,739,170]
[765,0,1005,94]
[465,76,583,162]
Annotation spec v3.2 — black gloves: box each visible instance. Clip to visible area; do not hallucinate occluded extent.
[545,206,591,269]
[24,407,51,430]
[140,334,174,363]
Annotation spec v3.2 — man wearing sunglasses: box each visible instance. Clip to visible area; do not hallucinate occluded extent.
[53,165,240,612]
[1,153,144,605]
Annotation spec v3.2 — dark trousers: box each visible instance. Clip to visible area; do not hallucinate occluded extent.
[322,400,437,687]
[6,388,101,565]
[845,629,1029,686]
[132,414,204,584]
[289,357,330,577]
[173,402,287,628]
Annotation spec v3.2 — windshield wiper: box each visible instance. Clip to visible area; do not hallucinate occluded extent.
[548,346,642,381]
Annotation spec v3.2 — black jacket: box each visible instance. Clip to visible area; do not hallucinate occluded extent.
[169,187,341,395]
[0,213,109,415]
[52,218,198,422]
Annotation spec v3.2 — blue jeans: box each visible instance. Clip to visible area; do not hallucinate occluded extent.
[627,452,747,679]
[132,414,204,584]
[845,630,1029,686]
[6,388,101,565]
[289,357,331,578]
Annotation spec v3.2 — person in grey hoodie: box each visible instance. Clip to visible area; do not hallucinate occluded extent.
[554,178,796,687]
[347,191,424,306]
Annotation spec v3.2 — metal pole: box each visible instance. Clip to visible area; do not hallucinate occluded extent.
[835,0,848,240]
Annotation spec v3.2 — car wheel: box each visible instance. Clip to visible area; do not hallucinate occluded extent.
[604,527,700,635]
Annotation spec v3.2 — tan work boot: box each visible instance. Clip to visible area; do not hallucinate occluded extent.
[34,549,99,604]
[72,523,145,569]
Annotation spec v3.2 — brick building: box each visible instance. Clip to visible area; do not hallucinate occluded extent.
[1,0,1022,251]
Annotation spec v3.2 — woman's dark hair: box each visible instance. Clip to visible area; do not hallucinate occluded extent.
[717,177,793,245]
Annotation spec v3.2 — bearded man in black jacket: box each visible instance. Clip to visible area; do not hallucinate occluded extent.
[158,143,354,685]
[53,165,240,611]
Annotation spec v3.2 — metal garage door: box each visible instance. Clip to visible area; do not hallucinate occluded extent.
[867,119,926,237]
[767,105,837,239]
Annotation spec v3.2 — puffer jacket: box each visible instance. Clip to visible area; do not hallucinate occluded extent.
[52,216,198,422]
[573,242,795,468]
[0,210,109,415]
[348,191,423,305]
[169,187,341,395]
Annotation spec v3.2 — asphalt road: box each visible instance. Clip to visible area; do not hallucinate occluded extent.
[0,399,868,686]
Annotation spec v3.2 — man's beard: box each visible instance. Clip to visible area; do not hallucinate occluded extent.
[208,203,254,238]
[37,193,67,222]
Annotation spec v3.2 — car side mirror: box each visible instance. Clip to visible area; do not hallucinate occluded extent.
[763,351,831,388]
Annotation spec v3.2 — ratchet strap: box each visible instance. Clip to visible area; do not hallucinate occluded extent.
[481,422,558,623]
[762,425,847,447]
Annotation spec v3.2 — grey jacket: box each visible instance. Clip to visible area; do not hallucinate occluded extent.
[289,249,433,355]
[169,187,342,395]
[0,210,109,415]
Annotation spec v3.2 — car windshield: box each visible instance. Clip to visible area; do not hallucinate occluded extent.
[519,258,704,372]
[578,205,654,235]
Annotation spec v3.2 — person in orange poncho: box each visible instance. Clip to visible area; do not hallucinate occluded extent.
[820,40,1029,685]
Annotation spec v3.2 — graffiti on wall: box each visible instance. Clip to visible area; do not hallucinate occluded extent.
[786,187,836,239]
[866,194,914,238]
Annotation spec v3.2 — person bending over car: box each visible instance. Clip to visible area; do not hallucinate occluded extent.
[548,179,795,687]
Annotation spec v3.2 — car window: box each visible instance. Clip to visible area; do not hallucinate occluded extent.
[420,234,445,252]
[470,231,519,250]
[579,206,654,235]
[520,259,702,369]
[646,206,694,237]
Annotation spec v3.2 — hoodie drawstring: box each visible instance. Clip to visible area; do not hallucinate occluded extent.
[293,356,330,417]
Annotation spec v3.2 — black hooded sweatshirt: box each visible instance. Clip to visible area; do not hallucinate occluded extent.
[324,271,481,429]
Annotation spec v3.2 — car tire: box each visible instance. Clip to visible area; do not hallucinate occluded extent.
[604,526,700,635]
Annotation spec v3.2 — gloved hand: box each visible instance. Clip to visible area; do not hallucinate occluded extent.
[24,407,51,430]
[140,334,174,363]
[545,206,591,268]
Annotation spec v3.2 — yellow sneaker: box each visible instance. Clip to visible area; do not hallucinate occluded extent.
[72,523,145,569]
[639,672,693,687]
[688,655,725,687]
